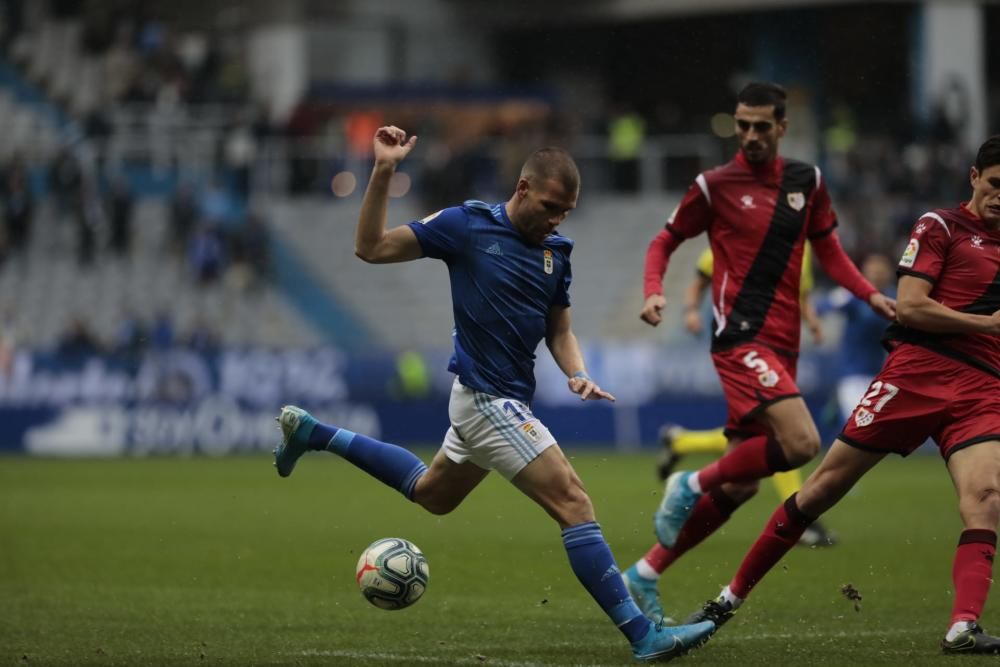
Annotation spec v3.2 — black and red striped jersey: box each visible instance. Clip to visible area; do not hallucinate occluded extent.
[666,152,838,355]
[887,205,1000,378]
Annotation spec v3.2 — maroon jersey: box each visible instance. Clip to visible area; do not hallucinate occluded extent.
[886,205,1000,378]
[667,152,838,355]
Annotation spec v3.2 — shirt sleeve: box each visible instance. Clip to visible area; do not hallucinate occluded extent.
[668,178,713,239]
[806,174,838,240]
[643,179,712,298]
[897,214,950,284]
[406,206,468,260]
[553,255,572,307]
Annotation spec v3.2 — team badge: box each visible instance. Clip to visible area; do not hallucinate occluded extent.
[786,192,805,211]
[972,235,984,249]
[758,370,779,388]
[854,407,874,427]
[543,249,553,274]
[521,422,540,442]
[900,238,919,268]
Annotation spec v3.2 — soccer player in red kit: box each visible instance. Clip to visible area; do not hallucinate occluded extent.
[622,82,896,621]
[684,134,1000,655]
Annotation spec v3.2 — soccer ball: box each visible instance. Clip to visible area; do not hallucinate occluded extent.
[355,537,429,610]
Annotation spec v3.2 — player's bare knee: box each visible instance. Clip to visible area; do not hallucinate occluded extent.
[964,487,1000,525]
[415,492,460,516]
[551,486,594,526]
[780,431,821,467]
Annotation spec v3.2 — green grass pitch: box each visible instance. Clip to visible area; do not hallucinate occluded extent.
[0,450,973,665]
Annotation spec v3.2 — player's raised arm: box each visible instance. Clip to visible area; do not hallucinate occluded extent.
[546,306,615,402]
[355,126,423,264]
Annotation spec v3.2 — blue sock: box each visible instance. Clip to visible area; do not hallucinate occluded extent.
[562,522,651,643]
[308,422,427,501]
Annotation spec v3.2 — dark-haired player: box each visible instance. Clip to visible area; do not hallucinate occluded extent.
[623,82,896,621]
[273,125,715,661]
[686,134,1000,656]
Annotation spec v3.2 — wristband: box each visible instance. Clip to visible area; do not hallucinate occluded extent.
[573,371,592,381]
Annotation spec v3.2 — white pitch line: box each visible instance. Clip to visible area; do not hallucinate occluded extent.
[296,628,926,664]
[725,627,925,641]
[297,649,560,666]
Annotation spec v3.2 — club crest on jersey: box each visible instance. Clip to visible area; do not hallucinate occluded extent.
[914,221,927,235]
[521,422,540,442]
[786,192,805,211]
[854,407,874,428]
[741,195,756,209]
[758,370,779,388]
[900,238,919,268]
[543,249,553,274]
[972,235,984,249]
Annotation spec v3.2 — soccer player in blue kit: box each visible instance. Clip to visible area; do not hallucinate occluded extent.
[272,125,715,662]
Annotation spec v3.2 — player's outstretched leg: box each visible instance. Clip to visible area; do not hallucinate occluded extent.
[273,405,427,500]
[654,471,703,547]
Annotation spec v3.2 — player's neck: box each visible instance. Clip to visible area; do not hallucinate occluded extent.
[736,150,781,173]
[962,200,1000,231]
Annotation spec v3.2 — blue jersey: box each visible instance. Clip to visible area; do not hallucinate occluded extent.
[407,200,573,403]
[817,286,897,376]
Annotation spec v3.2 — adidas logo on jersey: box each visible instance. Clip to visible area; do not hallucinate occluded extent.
[483,242,503,256]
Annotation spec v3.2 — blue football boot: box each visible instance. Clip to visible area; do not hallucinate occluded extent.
[273,405,317,477]
[630,619,715,662]
[654,472,702,547]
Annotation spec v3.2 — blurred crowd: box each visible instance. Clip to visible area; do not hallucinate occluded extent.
[0,0,988,359]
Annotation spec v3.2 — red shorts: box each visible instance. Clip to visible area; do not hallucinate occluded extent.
[711,343,801,438]
[839,344,1000,459]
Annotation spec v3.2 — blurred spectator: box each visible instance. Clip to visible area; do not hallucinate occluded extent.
[222,118,257,199]
[112,306,146,358]
[186,314,219,353]
[1,151,33,257]
[0,0,25,55]
[169,181,199,256]
[188,223,224,284]
[106,174,134,257]
[390,349,431,400]
[607,106,645,192]
[149,309,175,350]
[57,315,102,358]
[226,208,270,291]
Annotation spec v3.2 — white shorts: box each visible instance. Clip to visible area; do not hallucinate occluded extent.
[440,379,557,480]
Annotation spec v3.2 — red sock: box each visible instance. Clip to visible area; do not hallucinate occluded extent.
[730,494,814,599]
[698,435,791,491]
[951,529,997,624]
[643,490,743,573]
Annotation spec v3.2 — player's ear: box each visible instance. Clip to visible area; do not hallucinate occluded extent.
[777,118,788,138]
[515,177,530,199]
[970,166,980,189]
